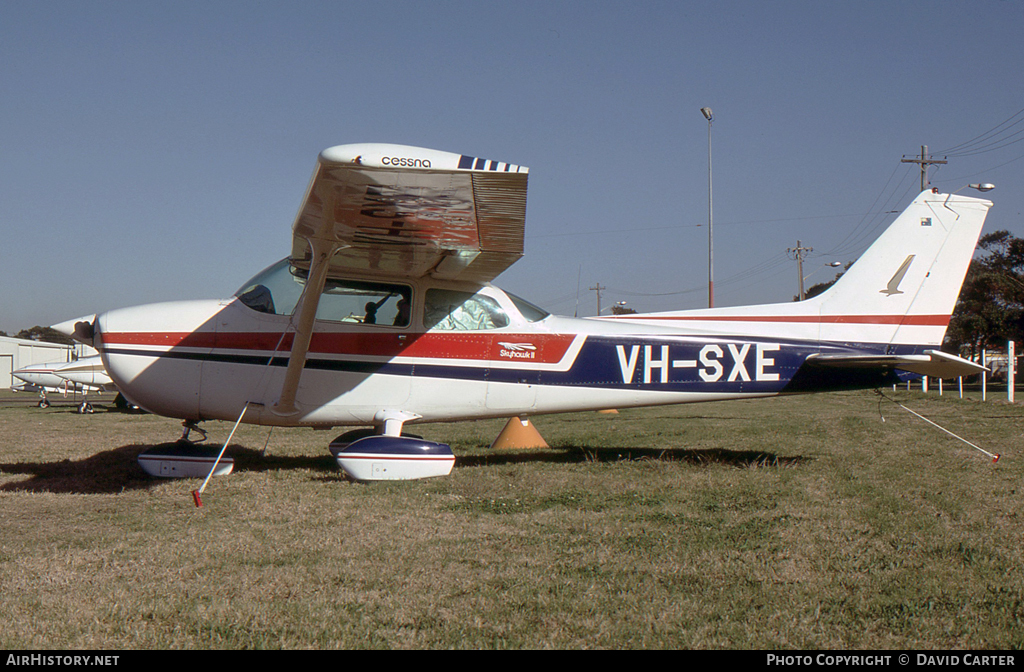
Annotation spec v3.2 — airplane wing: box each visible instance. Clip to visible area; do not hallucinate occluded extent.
[53,356,118,392]
[290,143,529,284]
[275,143,528,418]
[806,349,987,379]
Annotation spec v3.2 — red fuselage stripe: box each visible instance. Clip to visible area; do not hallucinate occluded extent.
[603,314,950,326]
[100,331,577,363]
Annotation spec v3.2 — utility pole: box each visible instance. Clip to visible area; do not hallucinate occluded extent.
[589,283,606,316]
[901,145,947,192]
[788,241,812,301]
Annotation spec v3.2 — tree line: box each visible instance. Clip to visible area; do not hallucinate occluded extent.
[0,326,75,345]
[946,230,1024,359]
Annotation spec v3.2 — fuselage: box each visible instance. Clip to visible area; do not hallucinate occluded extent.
[12,362,70,392]
[92,261,902,428]
[12,358,111,394]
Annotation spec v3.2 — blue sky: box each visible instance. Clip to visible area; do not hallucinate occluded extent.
[3,1,1024,331]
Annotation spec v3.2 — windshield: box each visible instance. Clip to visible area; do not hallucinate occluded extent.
[235,259,305,316]
[506,291,550,322]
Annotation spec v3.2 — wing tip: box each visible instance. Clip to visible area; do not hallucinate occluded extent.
[319,143,528,173]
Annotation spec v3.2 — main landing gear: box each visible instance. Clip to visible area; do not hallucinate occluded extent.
[178,420,208,444]
[137,420,232,481]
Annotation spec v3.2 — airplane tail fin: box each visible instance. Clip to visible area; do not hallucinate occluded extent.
[601,189,991,349]
[808,189,992,346]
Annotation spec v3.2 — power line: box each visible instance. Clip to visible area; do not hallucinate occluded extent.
[822,162,916,260]
[933,150,1024,183]
[937,106,1024,155]
[820,162,904,259]
[945,131,1024,158]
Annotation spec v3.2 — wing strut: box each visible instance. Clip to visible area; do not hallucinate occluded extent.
[272,239,340,416]
[272,183,345,417]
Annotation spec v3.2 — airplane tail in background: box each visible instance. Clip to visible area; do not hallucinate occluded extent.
[809,189,992,346]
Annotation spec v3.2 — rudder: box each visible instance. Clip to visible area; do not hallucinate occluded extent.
[811,190,991,346]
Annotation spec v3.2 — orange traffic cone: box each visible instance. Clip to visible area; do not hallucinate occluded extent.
[490,416,549,450]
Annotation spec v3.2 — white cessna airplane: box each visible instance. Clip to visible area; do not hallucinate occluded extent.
[50,356,121,413]
[54,143,992,479]
[12,355,115,412]
[11,361,71,403]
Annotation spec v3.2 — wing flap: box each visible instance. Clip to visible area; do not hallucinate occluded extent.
[290,144,528,283]
[807,349,987,379]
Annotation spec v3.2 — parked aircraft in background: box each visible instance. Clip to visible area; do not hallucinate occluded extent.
[54,143,992,480]
[52,356,121,412]
[13,356,117,413]
[11,360,69,403]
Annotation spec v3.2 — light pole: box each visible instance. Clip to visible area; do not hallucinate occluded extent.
[801,261,843,300]
[599,301,628,315]
[700,107,714,308]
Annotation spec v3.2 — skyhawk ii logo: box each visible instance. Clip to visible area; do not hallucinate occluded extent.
[498,342,537,359]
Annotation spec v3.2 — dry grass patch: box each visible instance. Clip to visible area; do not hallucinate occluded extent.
[0,389,1022,648]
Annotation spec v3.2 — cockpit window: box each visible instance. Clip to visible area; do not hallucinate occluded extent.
[317,278,411,326]
[236,259,411,327]
[506,292,550,322]
[424,289,509,331]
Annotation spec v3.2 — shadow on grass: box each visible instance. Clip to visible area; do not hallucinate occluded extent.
[456,446,810,469]
[0,393,144,414]
[0,444,159,495]
[0,443,335,495]
[0,442,808,495]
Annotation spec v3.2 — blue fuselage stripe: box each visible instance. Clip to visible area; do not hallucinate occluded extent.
[103,335,916,395]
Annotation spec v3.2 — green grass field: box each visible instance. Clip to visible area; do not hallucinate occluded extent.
[0,388,1021,649]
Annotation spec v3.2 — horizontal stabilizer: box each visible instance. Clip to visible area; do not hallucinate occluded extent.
[806,349,987,379]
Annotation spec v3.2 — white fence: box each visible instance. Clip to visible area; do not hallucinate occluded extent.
[905,341,1017,403]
